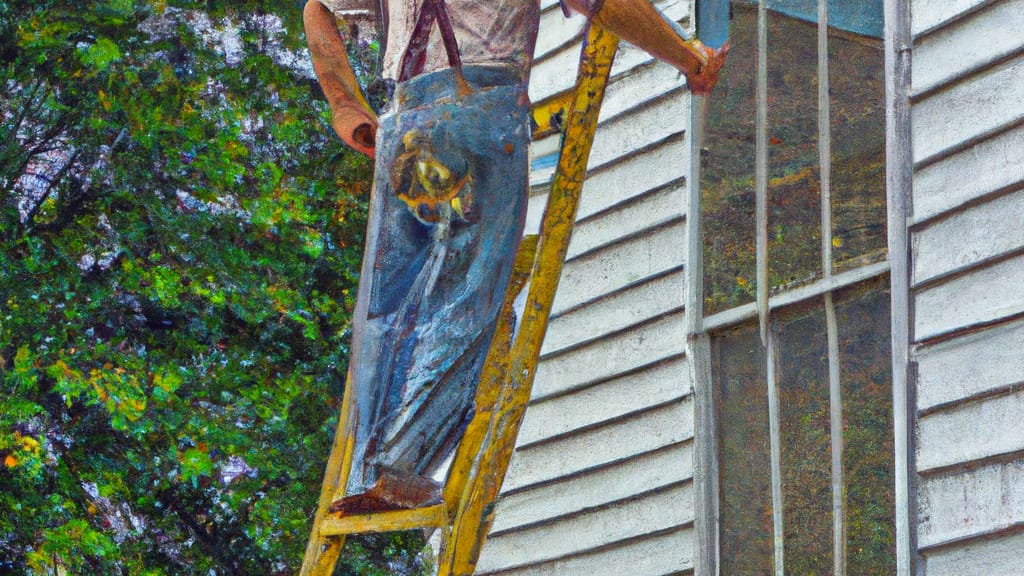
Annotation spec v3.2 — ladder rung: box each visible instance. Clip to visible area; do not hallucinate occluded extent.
[319,503,449,536]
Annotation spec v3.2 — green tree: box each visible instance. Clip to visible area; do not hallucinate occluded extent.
[1,1,426,573]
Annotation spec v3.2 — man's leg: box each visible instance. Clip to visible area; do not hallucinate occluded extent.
[331,77,530,516]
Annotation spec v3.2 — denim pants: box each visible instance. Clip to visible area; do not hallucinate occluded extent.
[344,65,530,495]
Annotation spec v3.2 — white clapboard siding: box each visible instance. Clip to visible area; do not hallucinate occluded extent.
[918,459,1024,550]
[490,443,693,533]
[911,123,1024,225]
[565,184,684,261]
[588,93,688,170]
[913,252,1024,341]
[477,483,694,574]
[915,316,1024,413]
[563,161,685,262]
[911,0,994,37]
[599,60,688,124]
[911,0,1024,97]
[911,188,1024,286]
[534,6,586,61]
[922,531,1024,576]
[911,55,1024,166]
[532,311,687,401]
[478,528,694,576]
[908,0,1024,567]
[540,271,685,355]
[528,0,688,103]
[551,225,687,315]
[502,398,694,494]
[527,136,688,229]
[917,389,1024,473]
[519,357,691,446]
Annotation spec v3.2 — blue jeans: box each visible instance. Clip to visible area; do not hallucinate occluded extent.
[344,65,530,495]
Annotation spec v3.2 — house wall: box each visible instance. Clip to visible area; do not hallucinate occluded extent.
[475,0,697,573]
[906,0,1024,572]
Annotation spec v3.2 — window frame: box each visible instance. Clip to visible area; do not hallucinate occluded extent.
[685,0,914,574]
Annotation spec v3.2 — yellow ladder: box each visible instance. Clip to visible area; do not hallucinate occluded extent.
[299,25,620,576]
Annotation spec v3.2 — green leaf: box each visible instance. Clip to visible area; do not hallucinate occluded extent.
[180,447,213,485]
[80,37,122,71]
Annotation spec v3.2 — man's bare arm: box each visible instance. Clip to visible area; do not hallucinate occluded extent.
[304,0,378,157]
[563,0,727,95]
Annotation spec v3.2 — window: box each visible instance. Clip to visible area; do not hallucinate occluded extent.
[689,1,894,574]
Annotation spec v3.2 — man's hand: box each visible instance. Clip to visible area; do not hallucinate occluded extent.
[685,40,730,97]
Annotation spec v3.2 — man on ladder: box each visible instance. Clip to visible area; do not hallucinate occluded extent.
[303,0,726,519]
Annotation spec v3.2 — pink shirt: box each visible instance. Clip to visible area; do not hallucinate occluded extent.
[320,0,540,81]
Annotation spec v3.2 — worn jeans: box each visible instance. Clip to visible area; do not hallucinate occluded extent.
[344,65,530,495]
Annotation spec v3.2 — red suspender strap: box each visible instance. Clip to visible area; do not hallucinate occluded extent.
[433,0,463,69]
[397,0,463,82]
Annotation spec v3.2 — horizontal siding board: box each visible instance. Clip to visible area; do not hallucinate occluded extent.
[588,94,688,170]
[532,59,685,144]
[912,123,1024,225]
[919,459,1024,549]
[912,188,1024,285]
[911,0,991,37]
[528,85,688,187]
[552,225,686,315]
[481,528,694,576]
[541,271,684,356]
[532,311,687,401]
[491,443,693,533]
[502,398,694,493]
[917,389,1024,472]
[532,135,684,227]
[519,356,690,446]
[922,531,1024,575]
[911,55,1024,164]
[477,483,694,572]
[599,61,687,124]
[913,253,1024,341]
[528,0,688,103]
[577,136,688,221]
[911,0,1024,95]
[534,7,586,61]
[567,185,686,260]
[529,43,585,104]
[916,317,1024,412]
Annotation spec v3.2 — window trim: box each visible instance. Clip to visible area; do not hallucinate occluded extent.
[882,0,915,572]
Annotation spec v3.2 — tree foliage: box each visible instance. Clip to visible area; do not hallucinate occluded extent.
[1,1,426,573]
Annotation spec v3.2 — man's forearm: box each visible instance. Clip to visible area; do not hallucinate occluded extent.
[304,0,378,156]
[563,0,727,95]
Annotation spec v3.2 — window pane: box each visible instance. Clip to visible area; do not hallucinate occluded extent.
[766,9,823,289]
[829,24,887,271]
[701,2,758,315]
[837,278,896,574]
[714,324,773,575]
[775,302,834,574]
